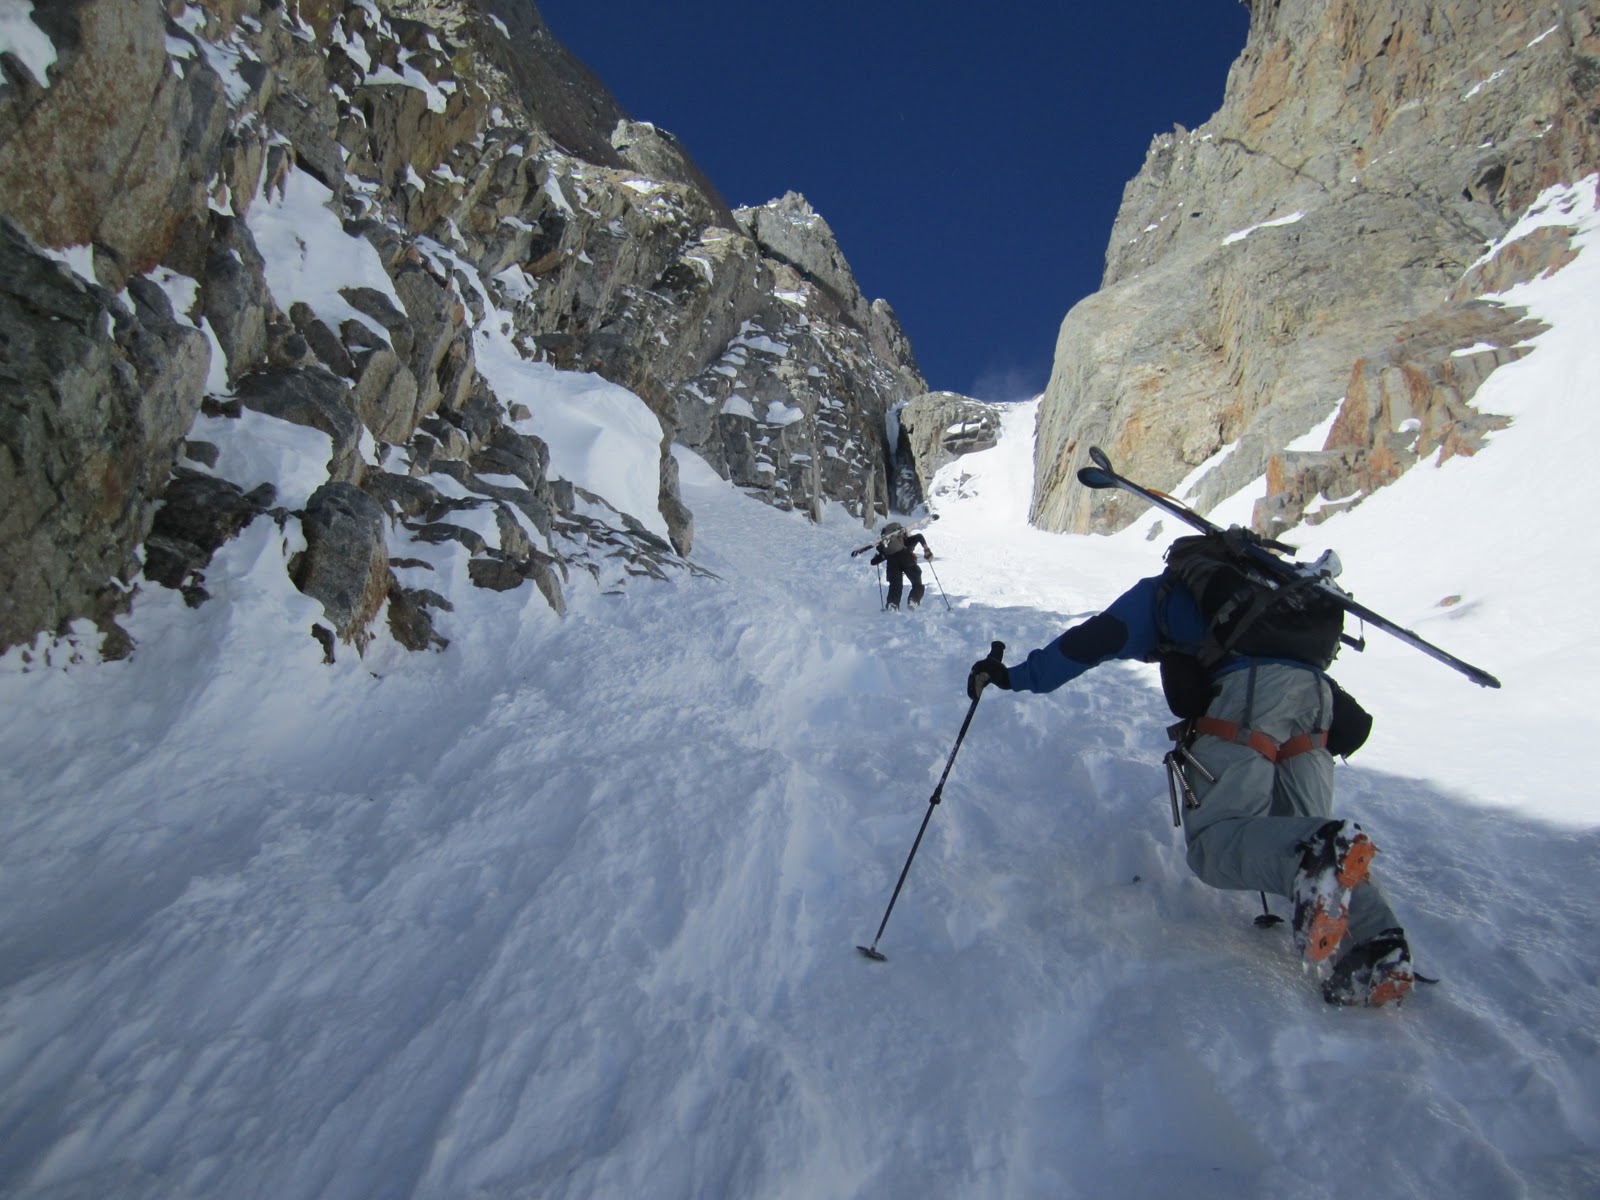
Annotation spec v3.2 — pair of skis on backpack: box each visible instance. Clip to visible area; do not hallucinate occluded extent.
[1077,447,1500,689]
[849,513,939,559]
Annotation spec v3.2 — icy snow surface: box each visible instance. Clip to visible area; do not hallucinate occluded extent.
[246,167,402,346]
[2,184,1599,1198]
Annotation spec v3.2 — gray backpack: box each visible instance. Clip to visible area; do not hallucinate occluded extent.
[879,522,907,556]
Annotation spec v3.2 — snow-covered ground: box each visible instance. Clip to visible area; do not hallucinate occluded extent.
[3,181,1600,1197]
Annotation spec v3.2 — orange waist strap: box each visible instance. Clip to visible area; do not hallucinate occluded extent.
[1193,717,1328,764]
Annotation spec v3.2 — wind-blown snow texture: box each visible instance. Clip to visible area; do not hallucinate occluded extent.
[3,181,1600,1198]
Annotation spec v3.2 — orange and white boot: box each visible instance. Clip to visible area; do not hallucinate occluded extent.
[1290,820,1377,964]
[1323,928,1415,1006]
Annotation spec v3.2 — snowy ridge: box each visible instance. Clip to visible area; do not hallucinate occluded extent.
[2,195,1600,1196]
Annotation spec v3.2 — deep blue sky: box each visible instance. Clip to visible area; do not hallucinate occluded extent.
[539,3,1252,401]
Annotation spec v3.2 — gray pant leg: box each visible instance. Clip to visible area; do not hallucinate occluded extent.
[1182,739,1334,894]
[1179,664,1402,940]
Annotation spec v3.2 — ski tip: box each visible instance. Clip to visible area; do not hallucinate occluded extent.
[1088,445,1113,471]
[856,945,888,962]
[1077,466,1116,490]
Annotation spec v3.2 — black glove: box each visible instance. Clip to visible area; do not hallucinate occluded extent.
[869,552,884,565]
[967,656,1010,700]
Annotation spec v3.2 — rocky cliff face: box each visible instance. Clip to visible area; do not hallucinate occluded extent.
[664,192,922,522]
[893,392,1005,509]
[1031,0,1600,535]
[0,0,923,660]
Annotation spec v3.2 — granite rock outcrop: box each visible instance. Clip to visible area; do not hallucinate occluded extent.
[0,0,924,659]
[893,392,1005,509]
[1031,0,1600,536]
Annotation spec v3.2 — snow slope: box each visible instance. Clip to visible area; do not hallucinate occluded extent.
[2,184,1599,1197]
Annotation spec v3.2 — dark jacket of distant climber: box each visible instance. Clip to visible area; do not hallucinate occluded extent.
[871,532,932,610]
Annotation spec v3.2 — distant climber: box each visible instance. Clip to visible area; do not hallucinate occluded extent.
[850,521,934,611]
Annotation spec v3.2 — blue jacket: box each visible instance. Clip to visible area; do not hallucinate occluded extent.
[1006,575,1207,694]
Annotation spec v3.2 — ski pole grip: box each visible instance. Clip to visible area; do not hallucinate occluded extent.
[970,642,1007,698]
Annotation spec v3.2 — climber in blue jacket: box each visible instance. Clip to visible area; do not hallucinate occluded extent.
[965,570,1414,1008]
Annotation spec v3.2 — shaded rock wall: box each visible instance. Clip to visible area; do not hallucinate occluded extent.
[0,0,923,658]
[0,219,210,654]
[894,392,1004,510]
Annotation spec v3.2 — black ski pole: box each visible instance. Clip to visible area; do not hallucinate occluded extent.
[850,543,886,609]
[925,559,952,612]
[858,641,1004,962]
